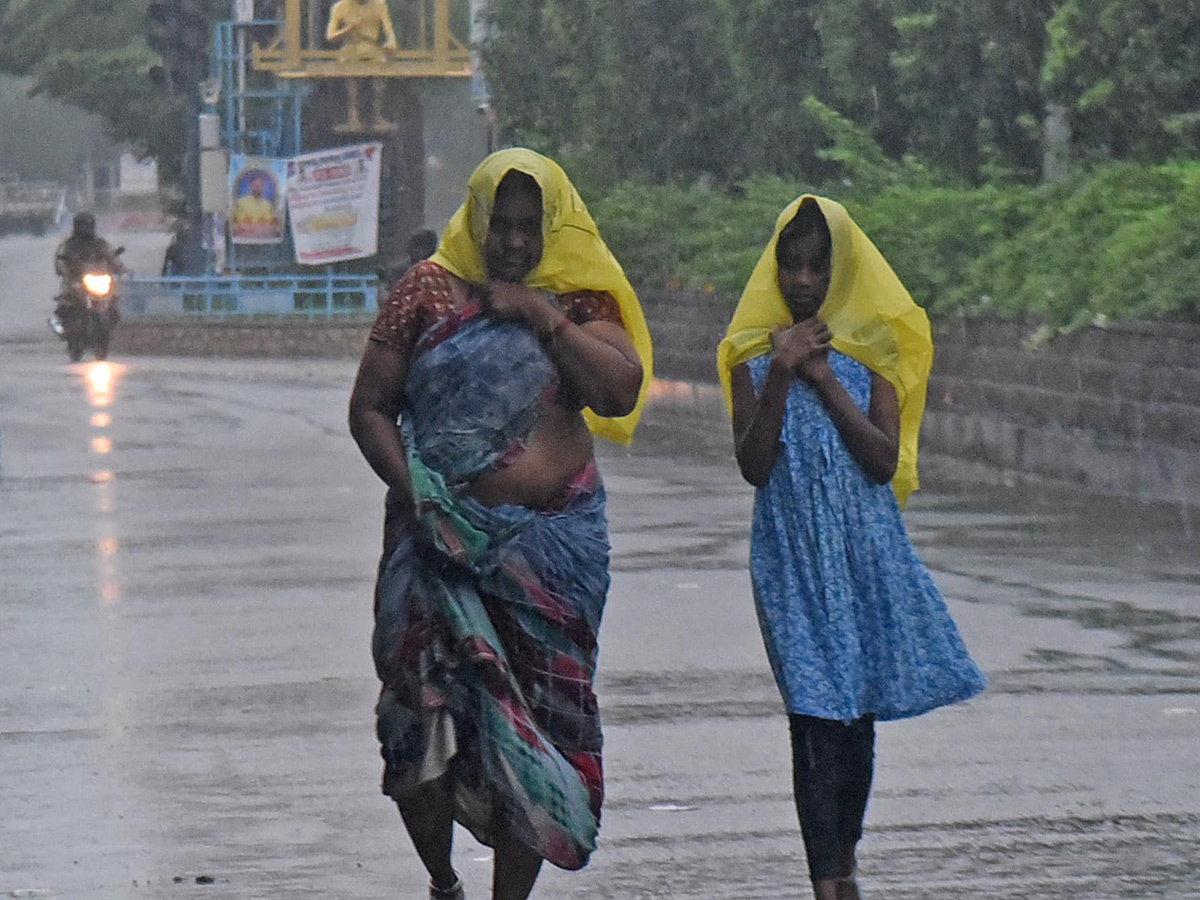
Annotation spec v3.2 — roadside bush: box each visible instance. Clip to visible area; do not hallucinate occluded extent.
[957,162,1200,325]
[588,160,1200,325]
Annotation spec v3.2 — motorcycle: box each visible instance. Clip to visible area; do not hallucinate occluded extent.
[49,247,125,362]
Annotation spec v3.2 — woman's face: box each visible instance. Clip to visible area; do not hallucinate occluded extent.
[483,174,544,283]
[777,229,832,322]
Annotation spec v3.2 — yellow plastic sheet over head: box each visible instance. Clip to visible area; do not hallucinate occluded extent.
[431,148,653,445]
[716,195,932,505]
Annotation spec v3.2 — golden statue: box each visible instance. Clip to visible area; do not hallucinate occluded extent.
[326,0,398,60]
[326,0,400,131]
[251,0,471,82]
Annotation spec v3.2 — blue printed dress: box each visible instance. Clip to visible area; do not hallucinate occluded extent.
[747,351,986,722]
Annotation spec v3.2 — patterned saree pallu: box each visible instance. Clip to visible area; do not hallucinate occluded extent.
[372,310,609,870]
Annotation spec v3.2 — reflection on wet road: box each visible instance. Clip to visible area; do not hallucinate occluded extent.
[593,409,1200,900]
[0,339,1196,899]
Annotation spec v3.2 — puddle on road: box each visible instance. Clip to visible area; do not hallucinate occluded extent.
[599,668,781,726]
[0,468,213,493]
[602,448,1200,693]
[1025,600,1200,663]
[910,481,1198,578]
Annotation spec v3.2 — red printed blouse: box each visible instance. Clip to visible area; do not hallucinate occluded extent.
[369,260,624,355]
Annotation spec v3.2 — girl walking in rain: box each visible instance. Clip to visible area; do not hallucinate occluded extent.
[718,195,986,900]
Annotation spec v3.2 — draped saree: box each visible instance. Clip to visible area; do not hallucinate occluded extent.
[371,149,650,871]
[373,309,608,869]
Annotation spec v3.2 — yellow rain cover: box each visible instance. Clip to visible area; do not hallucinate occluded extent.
[716,195,932,505]
[431,148,653,446]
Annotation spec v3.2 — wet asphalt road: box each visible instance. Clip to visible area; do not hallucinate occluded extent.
[1,232,1198,899]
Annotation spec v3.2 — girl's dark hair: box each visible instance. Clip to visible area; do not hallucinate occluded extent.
[496,170,542,203]
[776,197,832,266]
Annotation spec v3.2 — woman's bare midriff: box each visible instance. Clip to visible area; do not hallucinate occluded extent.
[427,271,596,510]
[464,402,595,509]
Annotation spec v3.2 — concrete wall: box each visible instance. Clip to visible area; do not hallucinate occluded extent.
[115,301,1200,504]
[923,317,1200,505]
[639,289,736,383]
[639,294,1200,504]
[115,316,373,359]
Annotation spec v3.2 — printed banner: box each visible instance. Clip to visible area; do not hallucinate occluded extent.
[286,143,383,265]
[229,155,287,245]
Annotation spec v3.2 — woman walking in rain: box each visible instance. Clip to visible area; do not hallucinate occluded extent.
[348,148,652,900]
[718,195,986,900]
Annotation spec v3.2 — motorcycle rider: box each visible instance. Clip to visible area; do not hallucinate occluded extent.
[53,211,124,320]
[56,212,123,283]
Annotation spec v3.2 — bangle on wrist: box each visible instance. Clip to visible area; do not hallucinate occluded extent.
[541,312,571,343]
[550,314,572,341]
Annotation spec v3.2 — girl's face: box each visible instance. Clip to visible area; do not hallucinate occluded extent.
[483,174,544,283]
[777,230,832,322]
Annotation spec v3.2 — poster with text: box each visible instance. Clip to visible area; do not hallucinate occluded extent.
[286,143,382,265]
[229,155,287,245]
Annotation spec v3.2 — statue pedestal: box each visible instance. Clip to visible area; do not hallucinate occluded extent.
[333,79,400,134]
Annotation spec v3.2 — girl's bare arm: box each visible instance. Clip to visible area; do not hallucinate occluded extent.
[731,359,794,487]
[806,366,900,483]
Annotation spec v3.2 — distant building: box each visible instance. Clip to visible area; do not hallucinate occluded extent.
[118,153,160,197]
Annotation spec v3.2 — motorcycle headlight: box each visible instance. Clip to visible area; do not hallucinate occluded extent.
[82,273,113,296]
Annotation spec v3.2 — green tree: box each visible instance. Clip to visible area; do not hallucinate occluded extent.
[0,0,170,157]
[480,0,571,151]
[483,0,740,184]
[0,0,228,185]
[725,0,831,178]
[891,0,1060,182]
[982,0,1060,178]
[0,74,105,180]
[819,0,907,159]
[1043,0,1200,161]
[603,0,740,181]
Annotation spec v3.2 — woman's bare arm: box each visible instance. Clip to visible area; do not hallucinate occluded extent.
[483,284,643,417]
[545,317,643,416]
[348,341,416,514]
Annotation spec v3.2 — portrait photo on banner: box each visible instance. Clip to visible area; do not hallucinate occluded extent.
[229,156,288,245]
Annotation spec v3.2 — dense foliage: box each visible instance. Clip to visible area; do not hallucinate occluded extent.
[0,0,1194,323]
[0,0,227,183]
[930,162,1200,325]
[3,0,1194,188]
[478,0,1199,323]
[1043,0,1200,161]
[0,75,102,180]
[586,157,1200,326]
[483,0,1200,186]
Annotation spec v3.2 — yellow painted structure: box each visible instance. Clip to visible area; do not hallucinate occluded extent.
[253,0,471,79]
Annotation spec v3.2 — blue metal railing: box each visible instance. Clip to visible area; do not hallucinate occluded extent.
[210,18,311,275]
[123,273,378,318]
[214,19,306,159]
